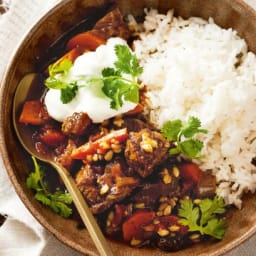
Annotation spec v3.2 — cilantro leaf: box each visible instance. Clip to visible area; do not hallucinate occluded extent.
[26,156,73,218]
[45,78,67,90]
[179,139,204,158]
[100,44,142,109]
[50,190,73,204]
[199,197,226,227]
[124,84,139,103]
[178,199,200,232]
[161,116,208,159]
[161,119,183,141]
[178,196,226,239]
[48,59,73,78]
[45,59,78,104]
[203,218,226,240]
[35,192,51,205]
[51,200,73,218]
[102,77,139,110]
[46,59,73,89]
[182,116,208,138]
[102,78,125,109]
[169,147,182,155]
[102,67,121,77]
[26,156,41,190]
[114,44,143,77]
[60,83,78,104]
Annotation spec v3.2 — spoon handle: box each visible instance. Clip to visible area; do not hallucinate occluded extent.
[52,162,114,256]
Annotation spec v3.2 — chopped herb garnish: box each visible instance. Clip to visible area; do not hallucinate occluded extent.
[114,44,143,78]
[26,156,73,218]
[60,82,78,104]
[178,196,226,239]
[45,44,143,109]
[100,44,143,109]
[161,116,208,159]
[45,59,78,104]
[48,58,73,79]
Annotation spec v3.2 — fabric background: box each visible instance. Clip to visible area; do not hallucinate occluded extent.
[0,0,256,255]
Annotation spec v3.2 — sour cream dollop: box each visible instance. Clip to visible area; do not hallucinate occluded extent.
[44,37,137,123]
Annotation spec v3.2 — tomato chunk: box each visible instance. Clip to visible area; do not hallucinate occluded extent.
[66,31,106,51]
[19,100,50,125]
[122,210,155,241]
[178,162,202,184]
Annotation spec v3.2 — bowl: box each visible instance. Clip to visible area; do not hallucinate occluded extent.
[1,0,256,255]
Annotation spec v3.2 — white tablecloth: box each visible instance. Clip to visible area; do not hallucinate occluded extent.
[0,0,256,255]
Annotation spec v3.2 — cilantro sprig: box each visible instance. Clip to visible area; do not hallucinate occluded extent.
[45,44,143,109]
[114,44,143,77]
[45,59,78,104]
[101,45,143,109]
[26,156,73,218]
[161,116,208,159]
[178,196,226,239]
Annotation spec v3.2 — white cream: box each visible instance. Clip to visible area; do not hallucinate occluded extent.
[44,37,137,123]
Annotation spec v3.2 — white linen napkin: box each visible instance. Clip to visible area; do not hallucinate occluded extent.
[0,0,256,256]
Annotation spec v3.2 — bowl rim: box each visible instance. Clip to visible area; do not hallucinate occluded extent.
[1,0,256,255]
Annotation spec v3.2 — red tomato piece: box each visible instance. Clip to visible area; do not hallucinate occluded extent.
[178,162,202,184]
[122,210,155,242]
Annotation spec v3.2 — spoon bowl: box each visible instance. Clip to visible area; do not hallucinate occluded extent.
[12,73,113,256]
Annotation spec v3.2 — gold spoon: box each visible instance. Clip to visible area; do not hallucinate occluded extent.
[12,73,114,256]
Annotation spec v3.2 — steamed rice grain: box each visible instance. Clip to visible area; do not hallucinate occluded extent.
[132,9,256,208]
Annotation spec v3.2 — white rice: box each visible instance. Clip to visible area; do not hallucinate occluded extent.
[131,9,256,208]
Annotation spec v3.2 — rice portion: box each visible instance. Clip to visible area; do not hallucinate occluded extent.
[132,9,256,208]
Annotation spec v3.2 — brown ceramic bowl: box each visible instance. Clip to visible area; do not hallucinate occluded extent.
[1,0,256,255]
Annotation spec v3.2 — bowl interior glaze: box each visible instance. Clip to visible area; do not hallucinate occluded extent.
[1,0,256,255]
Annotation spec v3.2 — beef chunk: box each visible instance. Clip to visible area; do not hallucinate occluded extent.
[125,129,170,177]
[37,124,66,147]
[75,164,104,206]
[76,158,139,214]
[121,117,153,132]
[93,7,131,40]
[154,215,192,252]
[131,165,180,208]
[178,162,216,198]
[61,112,92,136]
[195,171,216,198]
